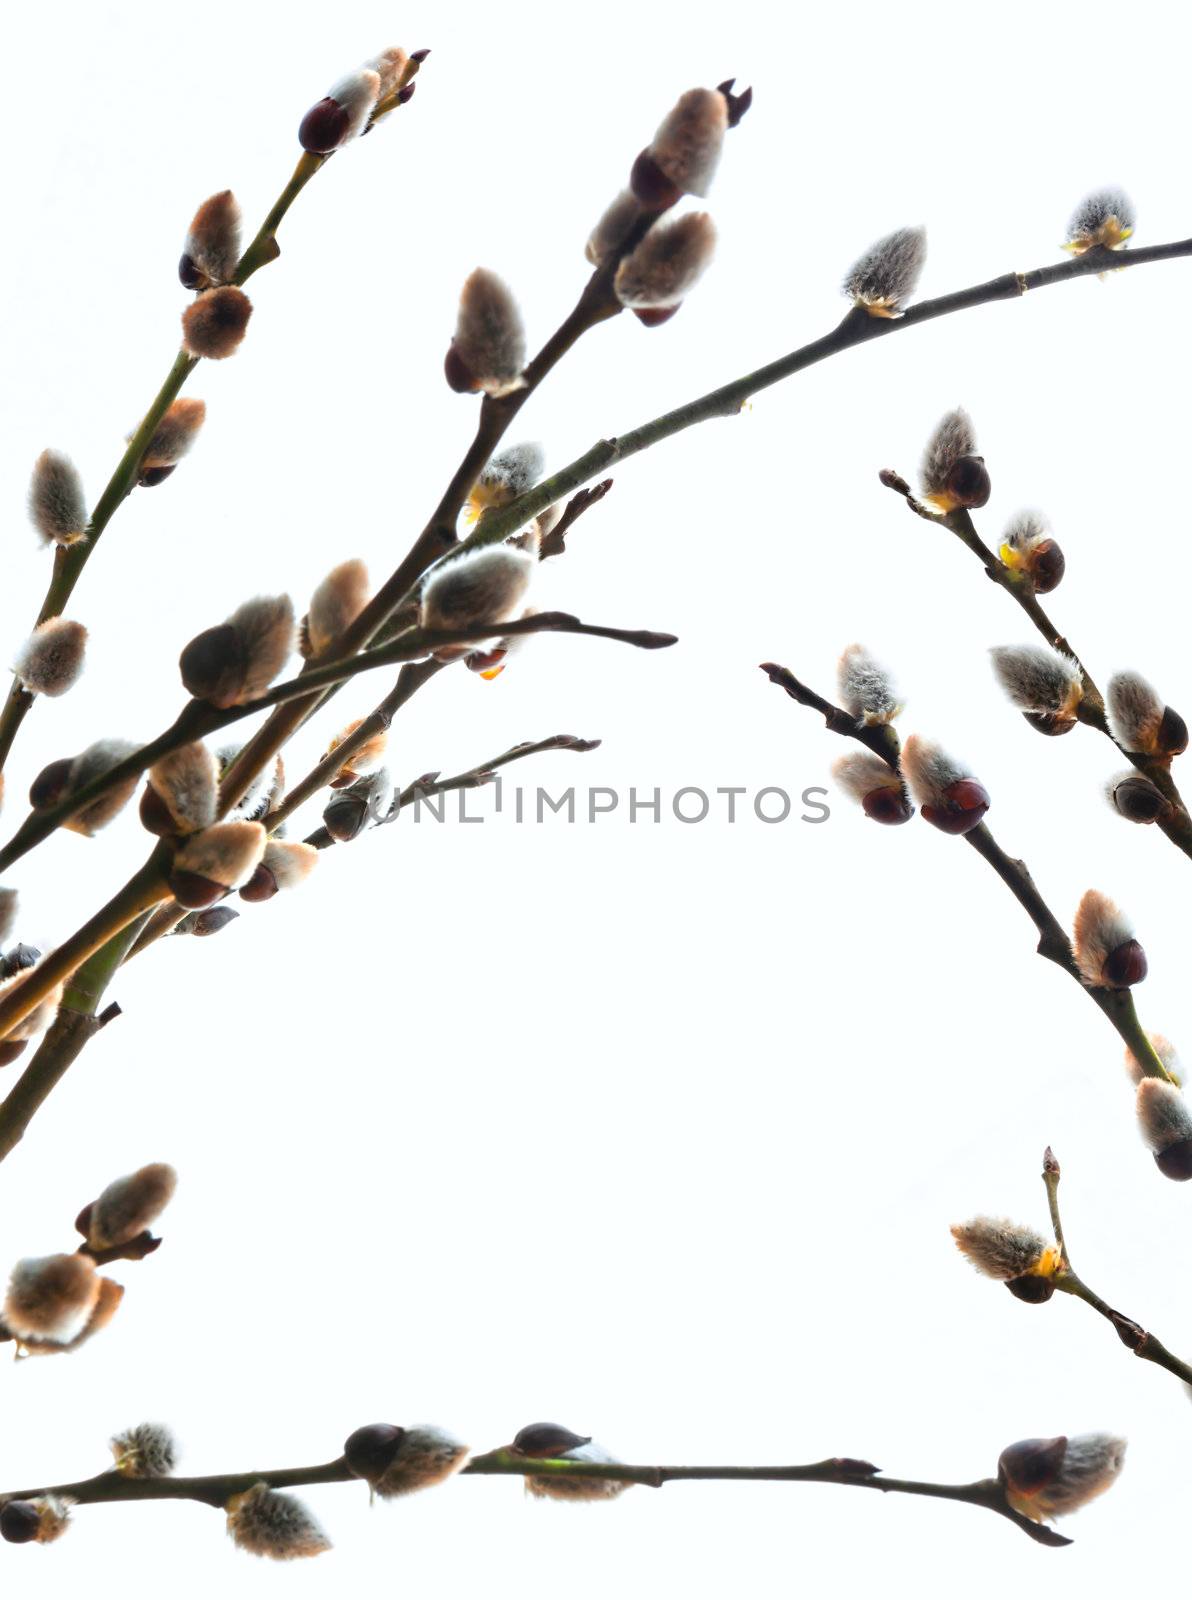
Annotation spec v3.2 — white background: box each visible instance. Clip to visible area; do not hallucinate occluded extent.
[2,1,1190,1593]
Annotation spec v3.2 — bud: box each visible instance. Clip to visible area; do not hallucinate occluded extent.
[466,443,545,526]
[240,840,319,903]
[182,286,253,361]
[837,643,900,725]
[419,543,536,661]
[298,68,381,152]
[951,1217,1061,1301]
[512,1424,628,1501]
[304,559,371,658]
[218,748,285,823]
[169,821,266,908]
[0,1497,72,1545]
[1073,888,1146,988]
[36,738,141,836]
[111,1422,178,1478]
[323,769,393,841]
[999,1433,1125,1521]
[138,398,207,484]
[0,889,16,947]
[1106,670,1187,757]
[3,1253,100,1343]
[899,734,989,834]
[585,190,643,266]
[320,719,389,789]
[632,88,728,206]
[12,617,88,698]
[999,510,1065,594]
[989,645,1082,721]
[180,594,294,708]
[842,225,927,318]
[176,904,240,937]
[142,743,219,836]
[83,1162,177,1251]
[366,47,410,105]
[830,752,913,824]
[28,449,88,546]
[179,190,242,290]
[1022,711,1078,737]
[1136,1078,1192,1180]
[1125,1032,1183,1088]
[226,1484,330,1560]
[1106,771,1171,825]
[0,943,38,981]
[343,1423,467,1499]
[445,268,527,398]
[1065,188,1135,254]
[614,212,716,320]
[919,409,990,512]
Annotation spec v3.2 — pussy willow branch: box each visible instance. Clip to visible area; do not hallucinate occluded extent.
[761,664,1173,1084]
[0,1446,1070,1548]
[1042,1149,1192,1386]
[0,613,672,874]
[879,474,1192,859]
[0,61,423,784]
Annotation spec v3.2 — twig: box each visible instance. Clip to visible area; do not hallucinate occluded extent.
[539,479,615,559]
[761,663,1174,1085]
[0,1445,1071,1548]
[878,474,1192,858]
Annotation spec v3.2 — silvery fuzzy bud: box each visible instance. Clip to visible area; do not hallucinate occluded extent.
[82,1162,177,1251]
[1106,771,1171,825]
[1105,671,1187,758]
[920,408,990,512]
[169,821,266,908]
[28,449,88,545]
[585,190,643,266]
[899,734,990,835]
[1065,189,1135,254]
[34,739,140,836]
[989,645,1083,720]
[180,594,294,708]
[323,768,393,841]
[142,743,219,836]
[842,226,926,318]
[320,719,389,789]
[614,212,716,322]
[951,1217,1061,1302]
[240,840,319,903]
[298,67,381,153]
[998,1433,1126,1521]
[343,1423,467,1498]
[0,889,16,947]
[111,1422,178,1478]
[182,287,253,360]
[1136,1078,1192,1180]
[0,1496,72,1544]
[218,748,284,823]
[513,1423,629,1501]
[137,398,207,485]
[179,190,242,289]
[999,510,1065,594]
[466,443,545,526]
[632,87,729,206]
[226,1483,330,1560]
[837,643,900,725]
[12,618,88,698]
[1072,888,1146,988]
[3,1253,100,1342]
[1125,1032,1183,1088]
[830,752,913,825]
[444,269,526,398]
[304,559,371,659]
[419,542,536,660]
[366,47,410,104]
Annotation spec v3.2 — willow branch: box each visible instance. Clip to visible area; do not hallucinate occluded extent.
[1040,1150,1192,1386]
[0,1446,1070,1547]
[761,663,1174,1085]
[878,473,1192,859]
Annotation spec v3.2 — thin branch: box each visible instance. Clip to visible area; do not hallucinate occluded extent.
[761,663,1175,1086]
[539,479,615,559]
[0,60,424,787]
[0,1445,1071,1548]
[1042,1150,1192,1387]
[878,474,1192,859]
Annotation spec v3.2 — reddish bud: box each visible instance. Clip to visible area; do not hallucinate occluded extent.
[942,455,991,509]
[444,344,477,393]
[0,1501,41,1544]
[299,97,350,153]
[861,786,914,825]
[1005,1273,1056,1304]
[629,150,680,209]
[137,464,176,488]
[397,82,416,104]
[1028,538,1066,594]
[139,783,178,838]
[921,777,990,835]
[1022,710,1077,737]
[239,864,279,904]
[1154,1138,1192,1181]
[411,48,431,62]
[167,871,225,910]
[513,1423,593,1456]
[1157,705,1189,757]
[344,1424,406,1480]
[1103,938,1147,988]
[633,304,681,327]
[0,1039,29,1067]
